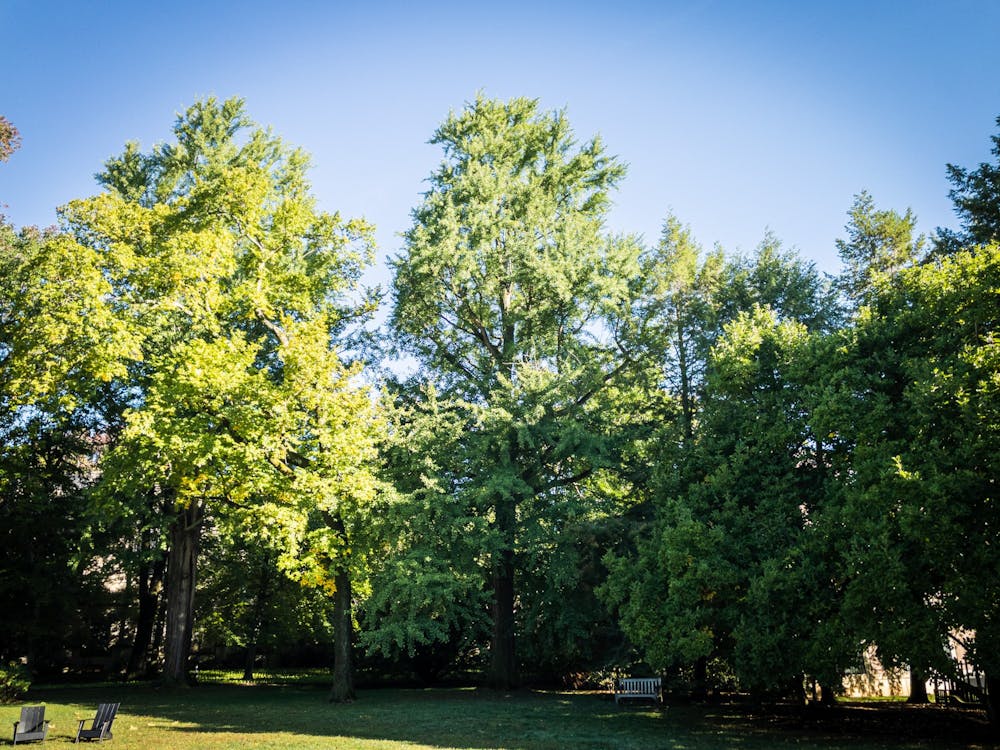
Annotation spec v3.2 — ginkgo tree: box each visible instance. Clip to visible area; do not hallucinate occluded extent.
[62,98,380,698]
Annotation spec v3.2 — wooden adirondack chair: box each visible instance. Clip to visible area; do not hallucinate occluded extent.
[12,705,49,744]
[74,702,120,743]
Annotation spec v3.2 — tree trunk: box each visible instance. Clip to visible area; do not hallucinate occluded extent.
[329,567,355,702]
[907,666,929,703]
[242,643,258,682]
[151,589,166,667]
[162,502,202,686]
[489,497,518,690]
[242,550,273,682]
[675,311,694,443]
[819,682,837,706]
[127,554,166,678]
[985,673,1000,728]
[691,655,709,700]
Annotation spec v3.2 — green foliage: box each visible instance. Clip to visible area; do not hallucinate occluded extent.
[0,221,134,411]
[719,232,841,333]
[360,385,491,677]
[0,219,129,671]
[60,98,381,684]
[197,517,339,669]
[937,115,1000,252]
[602,236,846,694]
[391,94,635,396]
[75,94,378,558]
[631,215,725,440]
[835,191,924,308]
[388,95,644,685]
[0,662,29,703]
[5,95,1000,707]
[827,242,1000,678]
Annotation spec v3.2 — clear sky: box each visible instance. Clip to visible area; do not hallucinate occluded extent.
[2,0,999,289]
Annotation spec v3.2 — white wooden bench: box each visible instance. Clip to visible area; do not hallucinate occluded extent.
[614,676,662,704]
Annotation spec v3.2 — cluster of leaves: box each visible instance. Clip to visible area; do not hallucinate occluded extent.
[0,662,30,703]
[0,116,19,162]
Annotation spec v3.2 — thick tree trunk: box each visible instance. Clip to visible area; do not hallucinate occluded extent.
[489,497,518,690]
[329,567,355,702]
[127,554,166,678]
[907,667,929,703]
[162,502,202,686]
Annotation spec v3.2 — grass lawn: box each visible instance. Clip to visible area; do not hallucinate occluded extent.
[3,683,997,749]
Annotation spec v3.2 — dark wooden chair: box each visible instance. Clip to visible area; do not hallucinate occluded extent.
[74,702,120,743]
[12,705,49,744]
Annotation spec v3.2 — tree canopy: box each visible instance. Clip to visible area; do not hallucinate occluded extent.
[57,97,381,696]
[2,95,1000,724]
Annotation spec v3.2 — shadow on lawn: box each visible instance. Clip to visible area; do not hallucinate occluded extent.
[27,683,999,750]
[31,684,679,749]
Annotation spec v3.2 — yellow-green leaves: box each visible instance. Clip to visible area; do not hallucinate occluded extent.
[68,97,381,592]
[0,223,138,410]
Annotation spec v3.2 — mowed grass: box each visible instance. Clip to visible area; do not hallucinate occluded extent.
[3,683,996,749]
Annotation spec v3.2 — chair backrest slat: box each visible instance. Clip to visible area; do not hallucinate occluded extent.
[19,705,45,733]
[95,702,120,729]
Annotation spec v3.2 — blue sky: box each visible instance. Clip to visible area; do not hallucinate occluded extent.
[2,0,999,290]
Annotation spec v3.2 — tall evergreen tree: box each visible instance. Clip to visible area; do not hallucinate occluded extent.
[936,115,1000,252]
[602,235,842,695]
[835,191,924,308]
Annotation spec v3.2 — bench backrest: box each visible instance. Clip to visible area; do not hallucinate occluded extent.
[617,677,661,693]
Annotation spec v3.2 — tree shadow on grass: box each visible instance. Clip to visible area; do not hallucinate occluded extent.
[25,684,997,750]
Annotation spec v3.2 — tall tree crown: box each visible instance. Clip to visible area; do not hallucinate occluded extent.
[391,95,633,396]
[835,191,923,307]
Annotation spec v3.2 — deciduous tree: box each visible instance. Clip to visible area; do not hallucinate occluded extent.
[64,98,379,694]
[390,95,641,689]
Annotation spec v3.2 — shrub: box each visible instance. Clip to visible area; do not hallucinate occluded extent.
[0,662,30,703]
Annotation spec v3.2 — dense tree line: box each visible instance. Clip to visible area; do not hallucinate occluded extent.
[1,101,997,719]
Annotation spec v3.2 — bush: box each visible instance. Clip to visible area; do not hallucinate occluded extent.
[0,662,30,703]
